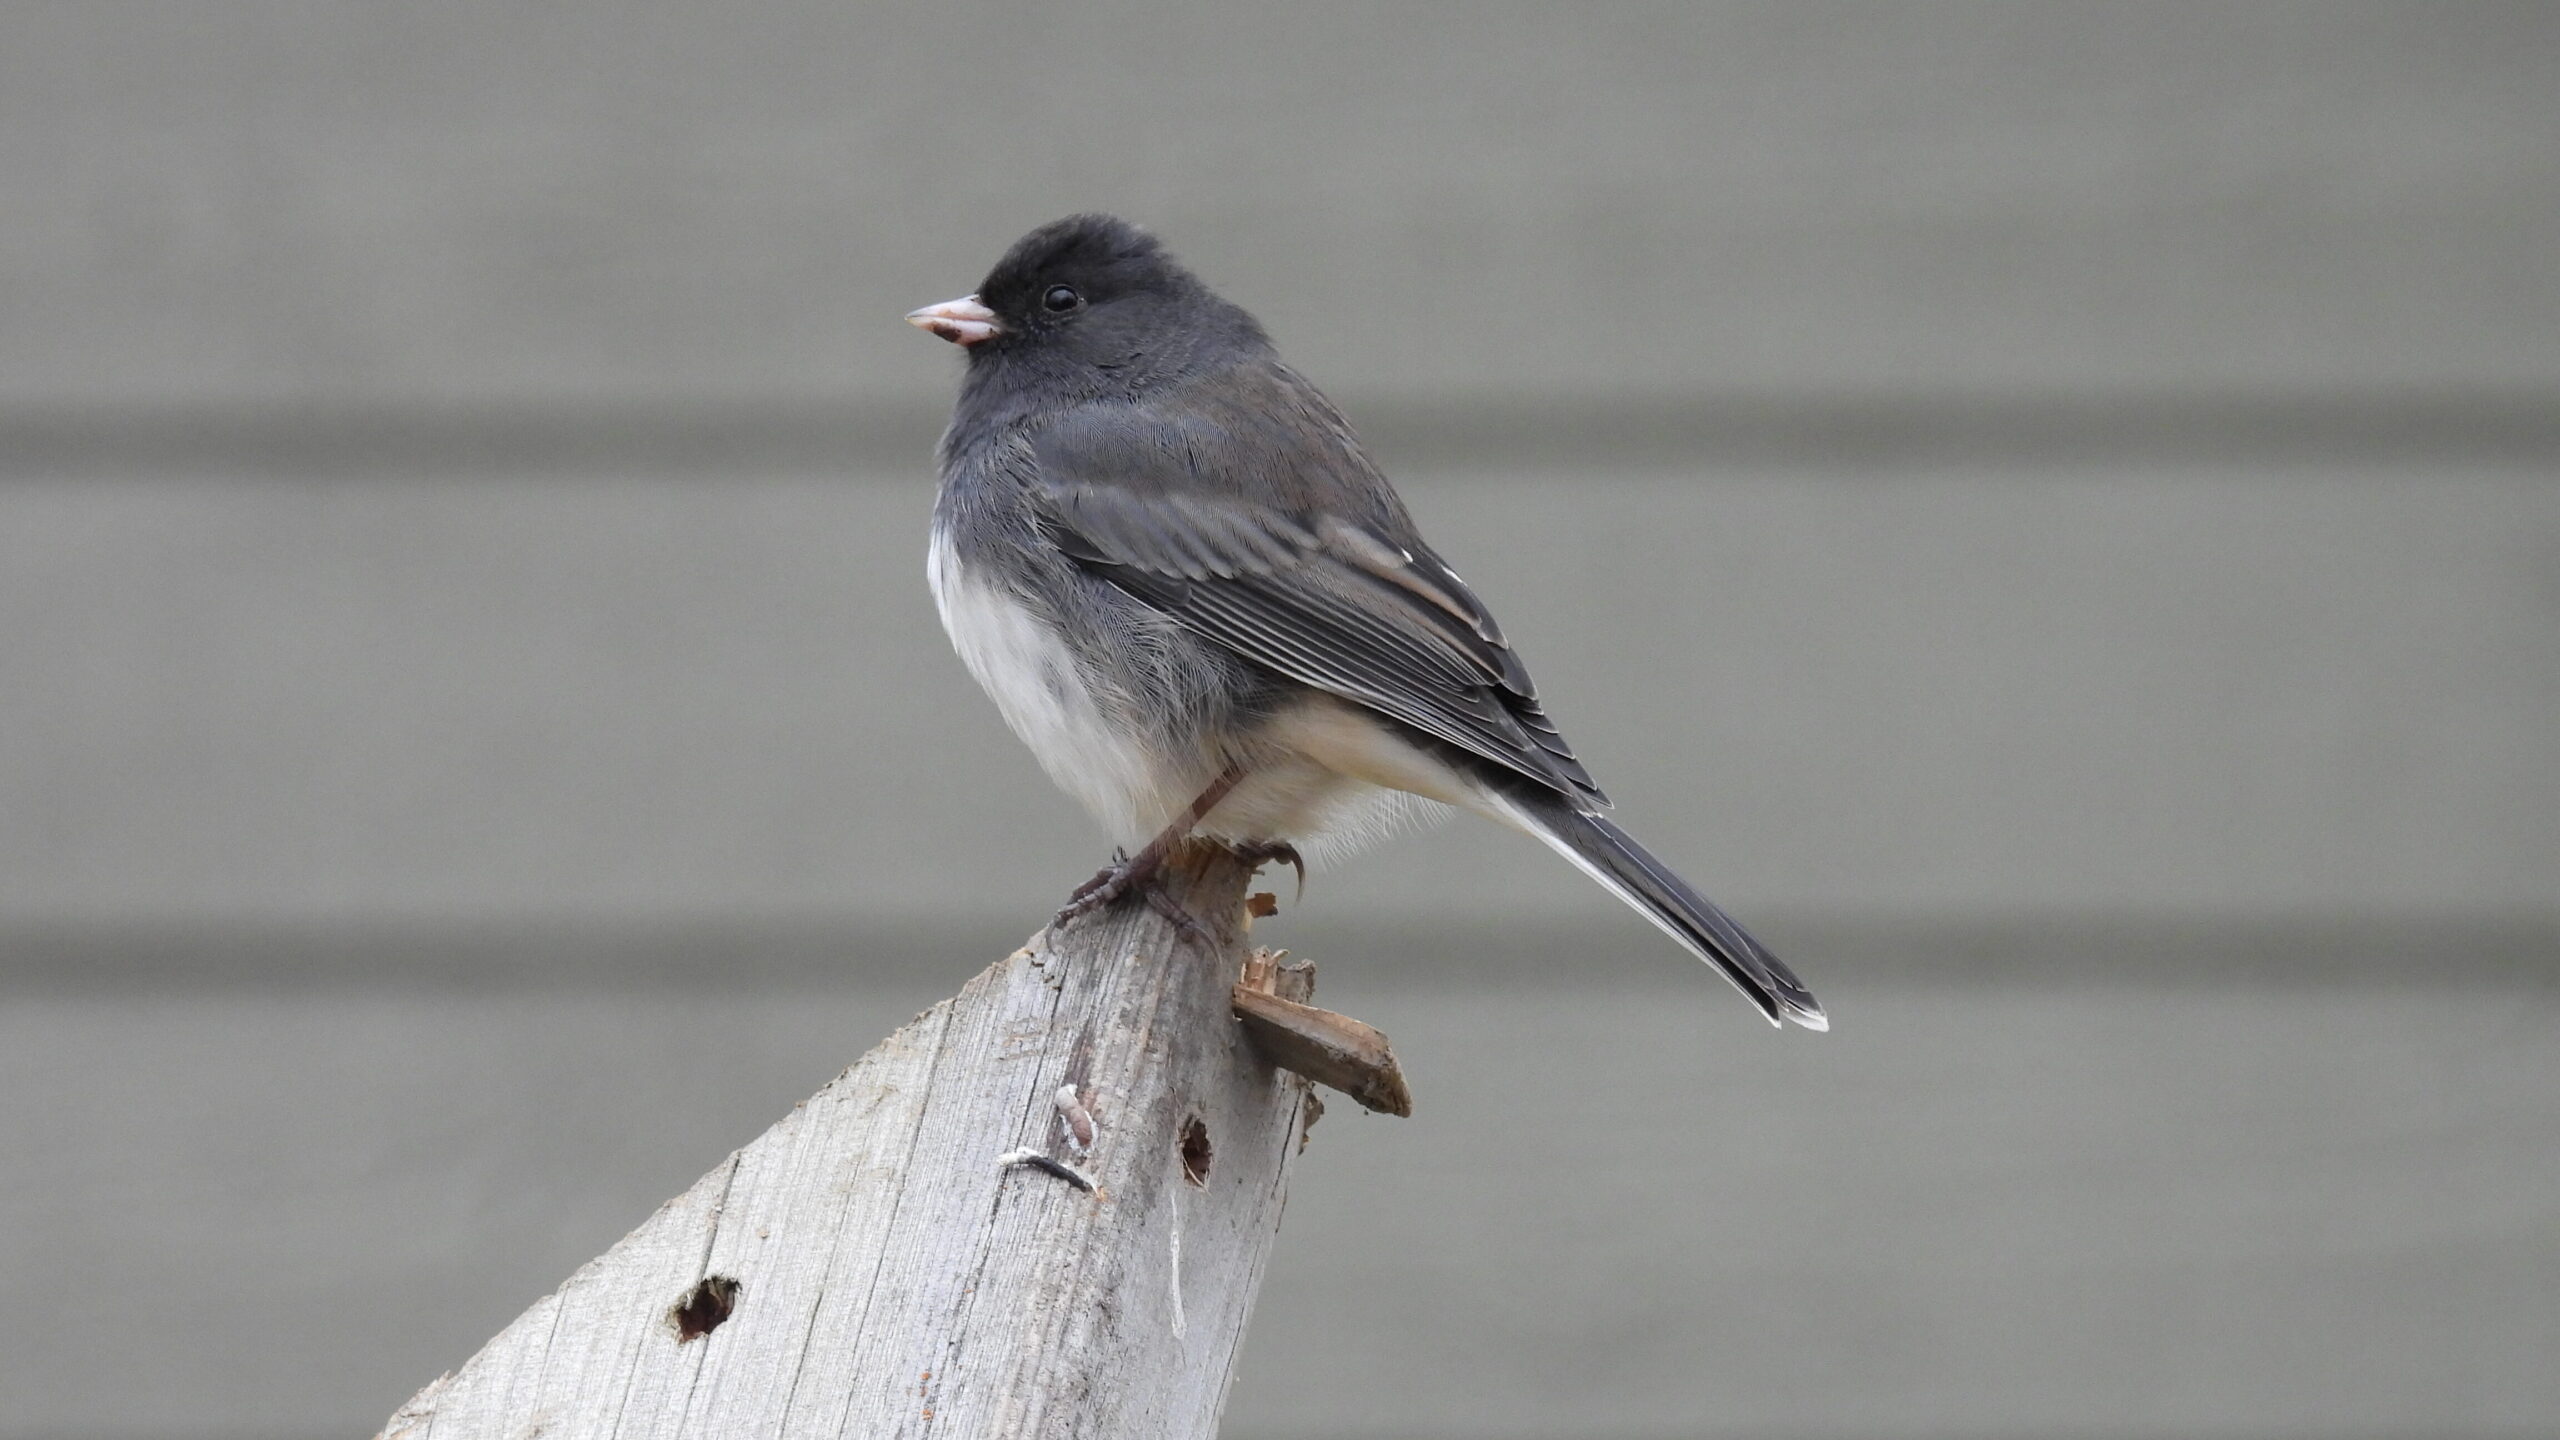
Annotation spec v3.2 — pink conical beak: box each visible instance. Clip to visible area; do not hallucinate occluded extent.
[906,294,1003,346]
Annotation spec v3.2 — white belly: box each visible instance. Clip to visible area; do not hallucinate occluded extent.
[928,530,1475,856]
[928,531,1186,843]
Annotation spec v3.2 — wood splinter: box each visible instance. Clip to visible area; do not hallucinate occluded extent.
[1231,948,1413,1118]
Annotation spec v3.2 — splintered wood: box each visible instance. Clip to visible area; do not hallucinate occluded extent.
[1232,949,1414,1118]
[376,845,1342,1440]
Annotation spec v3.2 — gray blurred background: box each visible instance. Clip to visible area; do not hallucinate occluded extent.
[3,4,2555,1437]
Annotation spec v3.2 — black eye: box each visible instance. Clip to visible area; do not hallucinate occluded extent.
[1042,285,1082,313]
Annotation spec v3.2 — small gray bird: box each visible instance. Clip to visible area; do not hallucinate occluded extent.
[909,214,1824,1030]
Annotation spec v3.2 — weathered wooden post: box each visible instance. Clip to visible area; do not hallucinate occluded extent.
[377,843,1405,1439]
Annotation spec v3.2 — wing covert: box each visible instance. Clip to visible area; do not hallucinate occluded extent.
[1023,394,1603,804]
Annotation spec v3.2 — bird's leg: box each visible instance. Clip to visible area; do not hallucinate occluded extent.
[1053,765,1247,932]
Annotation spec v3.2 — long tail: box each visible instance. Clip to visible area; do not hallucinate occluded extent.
[1494,788,1827,1031]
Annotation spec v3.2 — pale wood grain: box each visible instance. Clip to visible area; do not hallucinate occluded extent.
[379,845,1308,1440]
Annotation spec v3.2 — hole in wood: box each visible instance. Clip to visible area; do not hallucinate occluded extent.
[1179,1115,1212,1187]
[670,1274,741,1342]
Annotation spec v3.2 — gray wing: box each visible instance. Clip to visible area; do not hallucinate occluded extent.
[1022,391,1605,806]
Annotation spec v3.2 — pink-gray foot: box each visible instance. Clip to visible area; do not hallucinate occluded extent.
[1054,846,1151,930]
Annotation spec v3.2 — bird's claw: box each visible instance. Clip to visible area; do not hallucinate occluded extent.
[1230,840,1307,902]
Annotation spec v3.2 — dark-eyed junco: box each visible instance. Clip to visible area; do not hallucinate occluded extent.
[909,214,1823,1030]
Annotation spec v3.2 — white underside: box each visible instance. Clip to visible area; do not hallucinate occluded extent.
[930,531,1167,841]
[929,531,1502,856]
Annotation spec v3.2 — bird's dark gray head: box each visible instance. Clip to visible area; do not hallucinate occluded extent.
[910,215,1269,419]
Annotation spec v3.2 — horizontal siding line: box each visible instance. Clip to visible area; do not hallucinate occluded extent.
[5,912,2552,995]
[4,390,2558,477]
